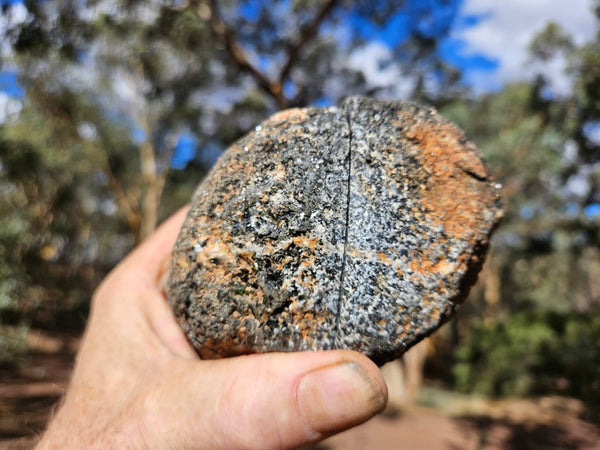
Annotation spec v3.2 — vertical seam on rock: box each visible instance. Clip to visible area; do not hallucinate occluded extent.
[334,108,353,345]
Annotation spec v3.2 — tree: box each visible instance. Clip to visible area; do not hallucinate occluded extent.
[442,10,600,400]
[0,0,465,362]
[2,0,463,237]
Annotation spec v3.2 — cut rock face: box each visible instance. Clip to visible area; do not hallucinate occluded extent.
[167,97,503,365]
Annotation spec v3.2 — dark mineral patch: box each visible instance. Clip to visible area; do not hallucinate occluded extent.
[166,97,503,366]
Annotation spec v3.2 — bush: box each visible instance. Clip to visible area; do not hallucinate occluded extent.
[0,325,28,367]
[453,310,600,402]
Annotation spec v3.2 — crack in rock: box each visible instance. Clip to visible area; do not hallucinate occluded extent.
[166,97,503,366]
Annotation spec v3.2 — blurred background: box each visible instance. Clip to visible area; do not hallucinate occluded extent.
[1,0,599,447]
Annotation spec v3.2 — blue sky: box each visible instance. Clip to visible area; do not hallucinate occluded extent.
[2,0,598,204]
[447,0,596,93]
[1,0,596,97]
[0,71,24,98]
[342,0,596,95]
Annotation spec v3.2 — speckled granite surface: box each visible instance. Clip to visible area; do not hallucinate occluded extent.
[166,98,503,365]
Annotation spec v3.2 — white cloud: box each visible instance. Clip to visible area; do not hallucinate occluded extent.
[0,92,22,124]
[111,72,139,106]
[347,41,415,99]
[77,122,98,141]
[455,0,597,93]
[348,42,401,88]
[565,173,590,198]
[0,2,28,30]
[0,2,29,59]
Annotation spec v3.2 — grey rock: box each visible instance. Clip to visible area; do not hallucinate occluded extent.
[166,97,503,365]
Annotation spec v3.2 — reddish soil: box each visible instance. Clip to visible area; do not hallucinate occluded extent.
[0,351,72,449]
[1,333,599,450]
[312,403,600,450]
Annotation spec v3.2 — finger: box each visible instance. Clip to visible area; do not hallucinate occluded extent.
[144,350,388,449]
[125,205,190,281]
[144,288,198,359]
[128,206,196,357]
[89,205,194,357]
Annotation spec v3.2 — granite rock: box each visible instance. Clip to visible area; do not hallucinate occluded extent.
[166,97,503,366]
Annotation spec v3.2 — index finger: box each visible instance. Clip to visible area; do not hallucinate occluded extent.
[125,205,190,282]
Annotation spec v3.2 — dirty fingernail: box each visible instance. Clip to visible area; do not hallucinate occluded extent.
[297,361,387,434]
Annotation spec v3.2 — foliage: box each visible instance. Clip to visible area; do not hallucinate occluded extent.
[443,11,600,402]
[528,22,574,62]
[443,79,599,314]
[0,324,28,367]
[453,311,600,402]
[0,0,464,363]
[0,0,599,404]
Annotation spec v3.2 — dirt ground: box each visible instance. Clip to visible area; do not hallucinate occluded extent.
[313,399,600,449]
[1,333,599,449]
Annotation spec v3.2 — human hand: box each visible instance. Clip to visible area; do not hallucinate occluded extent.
[38,207,387,449]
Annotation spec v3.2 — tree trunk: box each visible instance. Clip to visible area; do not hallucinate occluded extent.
[139,141,167,242]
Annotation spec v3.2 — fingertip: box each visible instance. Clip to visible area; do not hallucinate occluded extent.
[125,205,190,278]
[296,353,388,436]
[172,350,387,449]
[144,204,190,253]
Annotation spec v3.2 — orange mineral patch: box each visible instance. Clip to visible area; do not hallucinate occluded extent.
[168,98,501,367]
[399,114,494,240]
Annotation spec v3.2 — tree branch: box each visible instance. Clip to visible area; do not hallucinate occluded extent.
[206,0,287,108]
[105,169,142,239]
[138,135,175,241]
[278,0,338,84]
[204,0,338,109]
[94,144,142,239]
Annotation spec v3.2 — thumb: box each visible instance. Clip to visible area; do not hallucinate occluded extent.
[146,350,387,449]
